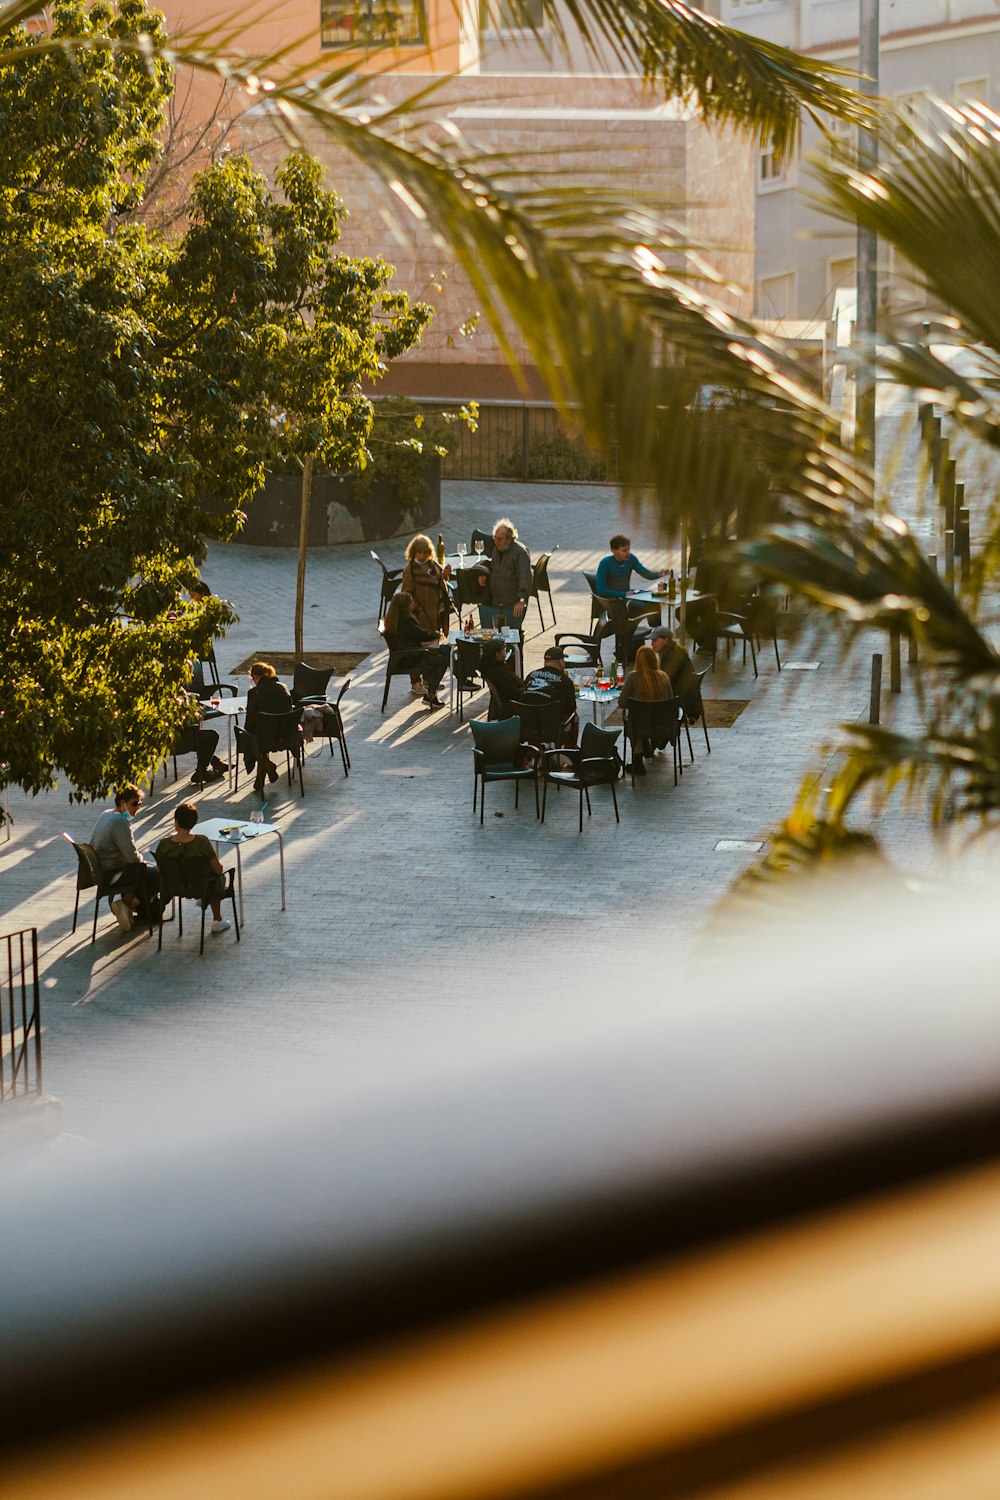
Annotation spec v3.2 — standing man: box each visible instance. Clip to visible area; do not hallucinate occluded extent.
[89,786,159,932]
[479,516,531,633]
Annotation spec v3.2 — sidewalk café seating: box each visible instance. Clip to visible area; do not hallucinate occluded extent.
[682,665,713,759]
[62,834,153,944]
[379,627,441,713]
[622,697,683,786]
[454,638,486,723]
[292,664,351,776]
[554,631,602,670]
[530,550,557,631]
[371,550,403,626]
[233,724,258,795]
[470,717,539,825]
[190,659,238,706]
[448,563,491,617]
[154,851,240,957]
[540,723,621,833]
[509,696,573,757]
[599,596,652,666]
[255,709,306,796]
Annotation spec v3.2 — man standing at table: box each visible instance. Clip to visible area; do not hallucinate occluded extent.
[478,516,531,632]
[595,534,661,624]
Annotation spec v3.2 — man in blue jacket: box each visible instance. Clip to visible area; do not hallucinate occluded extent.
[595,534,662,626]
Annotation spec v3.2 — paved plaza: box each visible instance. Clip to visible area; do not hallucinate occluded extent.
[0,391,982,1147]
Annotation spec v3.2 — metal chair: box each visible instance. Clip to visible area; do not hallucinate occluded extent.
[154,851,239,957]
[454,639,486,722]
[449,564,491,621]
[371,550,404,626]
[291,664,351,775]
[509,696,574,757]
[530,549,557,630]
[62,835,153,943]
[681,665,713,759]
[622,697,683,786]
[554,631,602,670]
[540,723,621,832]
[583,570,606,633]
[470,717,539,825]
[470,529,495,558]
[190,659,238,705]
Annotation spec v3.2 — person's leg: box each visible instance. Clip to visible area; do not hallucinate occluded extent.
[193,728,223,782]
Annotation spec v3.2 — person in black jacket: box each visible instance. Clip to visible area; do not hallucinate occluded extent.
[479,638,524,719]
[244,662,295,793]
[383,593,450,710]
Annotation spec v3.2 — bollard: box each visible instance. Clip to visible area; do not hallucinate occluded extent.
[959,504,971,585]
[870,653,882,724]
[940,457,957,533]
[945,528,955,587]
[930,419,944,482]
[889,628,901,693]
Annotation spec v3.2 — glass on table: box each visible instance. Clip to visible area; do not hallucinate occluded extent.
[456,541,468,567]
[474,538,485,558]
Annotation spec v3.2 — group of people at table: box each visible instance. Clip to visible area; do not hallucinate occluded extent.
[382,521,699,774]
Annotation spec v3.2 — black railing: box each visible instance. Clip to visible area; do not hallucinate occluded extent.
[410,401,618,484]
[1,927,41,1101]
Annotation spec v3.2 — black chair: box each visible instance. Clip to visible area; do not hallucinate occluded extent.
[291,664,351,775]
[470,717,539,825]
[198,649,226,692]
[679,597,758,677]
[741,591,783,672]
[380,632,435,713]
[449,564,491,619]
[62,834,153,943]
[256,710,305,795]
[454,638,485,723]
[681,665,713,759]
[555,631,602,670]
[540,723,621,833]
[509,696,573,756]
[470,529,495,559]
[600,597,651,666]
[190,659,238,705]
[154,851,239,957]
[583,571,606,633]
[530,550,557,631]
[233,724,258,795]
[622,697,683,786]
[371,550,404,626]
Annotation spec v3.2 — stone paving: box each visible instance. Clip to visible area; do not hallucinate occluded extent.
[0,391,984,1147]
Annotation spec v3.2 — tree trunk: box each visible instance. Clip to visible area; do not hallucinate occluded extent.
[294,453,314,659]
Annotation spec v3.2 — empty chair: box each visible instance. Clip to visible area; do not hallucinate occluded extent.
[232,724,259,795]
[256,709,305,796]
[470,528,495,558]
[371,550,404,626]
[554,631,602,671]
[154,851,239,956]
[681,665,713,759]
[740,590,783,672]
[291,663,351,776]
[583,570,606,633]
[540,723,621,832]
[190,658,238,705]
[291,661,334,706]
[470,717,539,824]
[530,550,557,630]
[510,696,574,756]
[622,697,683,786]
[454,638,485,723]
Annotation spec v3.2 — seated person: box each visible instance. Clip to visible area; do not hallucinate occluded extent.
[174,707,228,786]
[382,592,450,711]
[154,802,231,934]
[245,661,295,793]
[479,638,524,718]
[649,626,697,714]
[522,645,579,747]
[595,533,661,623]
[618,644,673,774]
[89,785,160,931]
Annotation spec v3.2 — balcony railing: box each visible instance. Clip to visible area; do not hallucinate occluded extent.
[320,2,424,48]
[1,927,41,1102]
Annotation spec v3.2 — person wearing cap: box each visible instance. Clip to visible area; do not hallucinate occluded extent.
[649,626,697,714]
[522,645,578,746]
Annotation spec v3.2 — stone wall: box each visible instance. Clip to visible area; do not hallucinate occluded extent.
[213,460,441,547]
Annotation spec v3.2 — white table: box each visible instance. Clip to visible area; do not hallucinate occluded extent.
[205,696,247,789]
[576,684,620,728]
[196,816,285,924]
[447,628,522,713]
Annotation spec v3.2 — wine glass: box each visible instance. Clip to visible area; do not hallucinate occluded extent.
[474,538,485,559]
[456,541,468,568]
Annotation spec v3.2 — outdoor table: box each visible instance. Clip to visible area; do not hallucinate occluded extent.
[447,627,522,713]
[196,816,286,925]
[576,683,620,728]
[628,587,705,629]
[208,696,248,790]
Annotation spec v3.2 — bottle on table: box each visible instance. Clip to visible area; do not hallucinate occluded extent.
[609,656,617,690]
[437,534,446,566]
[668,569,676,601]
[616,662,625,687]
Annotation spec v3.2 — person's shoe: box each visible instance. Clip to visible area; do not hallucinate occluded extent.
[211,918,231,935]
[266,763,280,783]
[190,772,207,786]
[410,682,425,695]
[211,757,230,773]
[458,679,479,691]
[423,694,444,710]
[111,897,133,932]
[632,758,647,776]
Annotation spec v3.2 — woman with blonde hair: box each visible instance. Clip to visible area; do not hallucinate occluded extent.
[401,534,451,693]
[617,645,673,773]
[244,661,294,794]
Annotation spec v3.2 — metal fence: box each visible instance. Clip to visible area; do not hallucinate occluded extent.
[1,927,42,1101]
[411,401,618,484]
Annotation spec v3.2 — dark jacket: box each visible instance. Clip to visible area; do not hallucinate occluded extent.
[489,540,532,611]
[482,657,524,716]
[245,677,294,748]
[523,666,576,718]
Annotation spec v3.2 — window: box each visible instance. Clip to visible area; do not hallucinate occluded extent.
[758,272,796,322]
[320,1,423,48]
[480,0,545,34]
[955,77,990,108]
[758,137,793,192]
